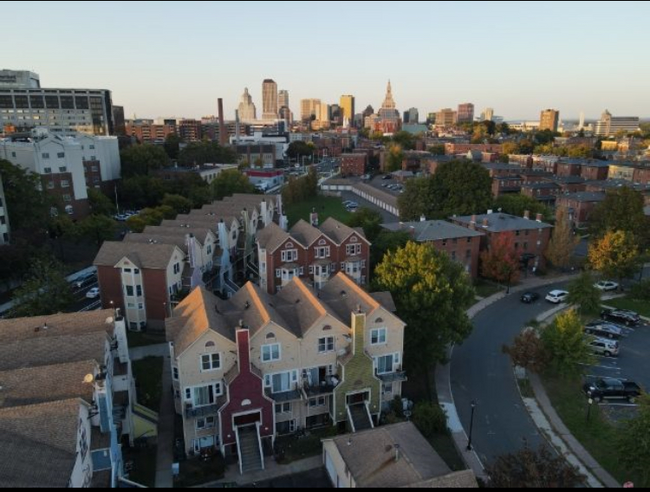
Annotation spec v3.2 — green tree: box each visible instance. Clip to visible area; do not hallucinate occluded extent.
[87,188,115,216]
[617,395,650,486]
[545,206,578,270]
[398,177,433,221]
[374,242,475,369]
[480,233,521,289]
[501,142,519,155]
[163,134,181,160]
[346,208,383,242]
[178,141,237,167]
[392,131,416,150]
[385,144,404,173]
[0,159,51,232]
[567,271,602,315]
[590,187,648,247]
[211,169,257,201]
[120,144,171,177]
[428,144,446,156]
[412,402,448,438]
[486,445,584,488]
[125,215,147,233]
[78,215,117,248]
[119,176,167,209]
[541,310,595,378]
[161,193,194,214]
[286,141,315,162]
[370,230,411,272]
[495,194,552,221]
[503,328,549,374]
[589,230,641,286]
[10,257,75,318]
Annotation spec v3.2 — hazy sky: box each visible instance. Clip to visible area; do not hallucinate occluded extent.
[4,1,650,121]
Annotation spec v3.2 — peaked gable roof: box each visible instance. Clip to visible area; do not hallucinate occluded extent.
[256,222,292,252]
[94,241,183,270]
[290,219,325,247]
[319,217,369,245]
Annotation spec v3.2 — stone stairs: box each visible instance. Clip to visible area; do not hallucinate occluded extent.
[238,426,263,474]
[349,404,372,432]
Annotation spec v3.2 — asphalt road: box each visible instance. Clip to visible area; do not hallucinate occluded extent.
[450,281,571,465]
[71,281,103,312]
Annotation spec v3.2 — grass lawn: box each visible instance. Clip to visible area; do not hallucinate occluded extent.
[542,374,647,487]
[175,454,226,488]
[275,426,339,464]
[474,279,504,299]
[127,330,167,348]
[285,196,351,228]
[133,357,163,411]
[605,296,650,319]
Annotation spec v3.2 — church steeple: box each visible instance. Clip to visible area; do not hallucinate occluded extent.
[382,80,396,110]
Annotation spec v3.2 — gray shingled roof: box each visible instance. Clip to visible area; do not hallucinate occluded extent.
[454,213,553,232]
[290,219,324,247]
[94,241,182,270]
[561,192,607,203]
[325,422,451,488]
[256,222,292,252]
[319,217,368,244]
[382,220,483,242]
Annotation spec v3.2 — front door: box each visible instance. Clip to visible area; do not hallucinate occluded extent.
[234,412,261,428]
[347,392,368,406]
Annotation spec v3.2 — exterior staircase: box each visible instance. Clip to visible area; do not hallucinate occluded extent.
[238,426,263,474]
[348,404,373,432]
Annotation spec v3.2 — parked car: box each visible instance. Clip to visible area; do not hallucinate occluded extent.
[113,214,128,222]
[587,337,620,358]
[74,272,97,290]
[382,175,392,180]
[85,287,101,299]
[545,290,569,304]
[583,378,642,403]
[594,280,619,292]
[584,321,624,340]
[601,309,641,327]
[520,292,540,304]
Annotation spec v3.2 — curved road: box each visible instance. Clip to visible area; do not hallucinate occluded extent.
[451,282,569,465]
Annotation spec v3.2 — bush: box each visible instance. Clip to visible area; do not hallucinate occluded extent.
[630,279,650,301]
[413,402,448,438]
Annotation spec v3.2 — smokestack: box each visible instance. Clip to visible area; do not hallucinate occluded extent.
[235,110,241,144]
[218,98,227,146]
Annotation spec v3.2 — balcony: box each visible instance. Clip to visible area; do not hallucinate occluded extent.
[184,396,226,418]
[376,371,408,383]
[303,376,340,398]
[264,389,302,403]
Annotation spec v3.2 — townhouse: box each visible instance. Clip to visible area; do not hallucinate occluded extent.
[556,192,607,230]
[257,214,370,294]
[0,310,135,488]
[166,273,406,474]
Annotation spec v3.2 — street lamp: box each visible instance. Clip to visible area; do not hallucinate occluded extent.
[586,398,594,423]
[466,401,477,451]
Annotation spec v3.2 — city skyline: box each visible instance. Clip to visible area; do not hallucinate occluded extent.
[3,1,650,121]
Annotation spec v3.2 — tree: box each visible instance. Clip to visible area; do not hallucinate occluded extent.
[87,188,115,216]
[502,328,549,374]
[398,177,433,221]
[590,187,648,247]
[281,168,318,207]
[120,144,171,177]
[211,169,257,201]
[545,206,578,270]
[412,402,448,438]
[481,233,521,290]
[125,215,147,233]
[617,395,650,486]
[161,193,194,215]
[541,309,595,378]
[589,230,641,286]
[370,230,411,272]
[495,194,552,221]
[567,271,602,316]
[486,445,584,488]
[77,215,117,248]
[501,142,519,155]
[9,257,75,318]
[119,176,167,209]
[385,144,404,173]
[163,134,181,160]
[392,131,416,151]
[374,242,475,369]
[346,208,383,242]
[286,141,315,162]
[428,144,445,156]
[0,159,51,232]
[177,141,237,167]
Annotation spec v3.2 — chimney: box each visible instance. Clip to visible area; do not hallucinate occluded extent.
[469,215,477,231]
[218,98,227,146]
[350,311,366,357]
[524,210,530,220]
[536,213,543,223]
[420,214,426,223]
[236,328,252,376]
[310,207,319,227]
[482,218,489,229]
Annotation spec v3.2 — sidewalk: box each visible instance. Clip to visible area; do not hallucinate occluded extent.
[435,273,579,481]
[155,354,175,488]
[206,456,322,487]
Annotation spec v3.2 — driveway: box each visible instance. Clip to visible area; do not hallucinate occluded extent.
[450,282,571,465]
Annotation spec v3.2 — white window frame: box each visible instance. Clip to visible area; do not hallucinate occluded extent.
[375,354,397,375]
[275,269,281,279]
[346,244,362,256]
[200,353,221,372]
[309,396,326,408]
[318,336,335,354]
[262,343,281,363]
[172,367,179,381]
[196,416,216,431]
[281,249,298,262]
[275,402,292,414]
[188,383,223,408]
[264,370,297,394]
[371,328,387,346]
[315,246,330,259]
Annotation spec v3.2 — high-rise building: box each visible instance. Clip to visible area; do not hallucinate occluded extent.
[340,95,355,126]
[112,105,126,136]
[403,107,419,124]
[318,102,330,128]
[435,108,457,127]
[374,81,401,134]
[178,119,202,142]
[330,104,342,126]
[278,106,293,124]
[238,87,257,123]
[595,110,640,136]
[481,108,494,122]
[0,173,9,245]
[300,99,321,122]
[362,105,375,119]
[0,69,115,136]
[278,90,290,110]
[262,79,278,120]
[540,109,560,132]
[457,103,475,124]
[578,111,585,130]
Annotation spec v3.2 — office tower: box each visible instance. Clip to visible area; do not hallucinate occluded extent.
[403,107,419,124]
[238,88,257,123]
[457,103,475,124]
[482,108,494,122]
[436,108,457,127]
[278,90,290,110]
[340,95,355,125]
[578,111,585,130]
[540,109,560,132]
[300,99,321,122]
[595,110,640,136]
[262,79,278,120]
[374,81,401,134]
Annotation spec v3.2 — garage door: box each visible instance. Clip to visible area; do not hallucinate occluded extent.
[325,451,339,488]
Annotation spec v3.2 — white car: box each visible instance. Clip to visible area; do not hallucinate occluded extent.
[86,287,101,299]
[545,290,569,304]
[594,281,619,292]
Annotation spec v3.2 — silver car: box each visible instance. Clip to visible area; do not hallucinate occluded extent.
[587,337,619,358]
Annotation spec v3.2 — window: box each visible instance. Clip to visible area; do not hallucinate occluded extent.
[201,353,221,372]
[376,354,395,375]
[123,268,132,274]
[125,285,134,297]
[173,263,180,274]
[318,337,334,354]
[57,152,65,159]
[61,180,70,188]
[196,416,215,430]
[89,145,95,150]
[275,402,291,414]
[262,344,281,363]
[346,244,362,256]
[275,269,281,279]
[134,269,140,275]
[47,181,55,190]
[172,367,179,381]
[371,328,387,345]
[309,397,326,407]
[136,285,143,296]
[315,246,330,259]
[382,383,394,396]
[42,153,50,159]
[59,166,67,173]
[281,249,298,262]
[265,372,293,393]
[191,384,222,407]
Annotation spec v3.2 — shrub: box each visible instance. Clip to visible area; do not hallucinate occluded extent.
[413,402,448,437]
[630,279,650,301]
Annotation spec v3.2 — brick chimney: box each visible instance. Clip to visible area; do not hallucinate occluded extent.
[310,207,319,227]
[524,210,530,220]
[236,328,251,374]
[536,213,543,223]
[482,218,490,229]
[218,98,227,146]
[469,215,477,231]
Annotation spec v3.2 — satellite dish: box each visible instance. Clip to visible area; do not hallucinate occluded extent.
[83,374,95,384]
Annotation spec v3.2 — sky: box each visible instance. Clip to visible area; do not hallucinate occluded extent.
[4,1,650,121]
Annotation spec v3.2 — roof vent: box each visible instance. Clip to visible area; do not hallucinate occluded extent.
[42,322,48,330]
[244,301,250,310]
[340,290,347,298]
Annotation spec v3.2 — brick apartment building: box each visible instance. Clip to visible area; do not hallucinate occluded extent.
[341,153,367,177]
[556,192,606,230]
[580,161,610,181]
[444,143,502,155]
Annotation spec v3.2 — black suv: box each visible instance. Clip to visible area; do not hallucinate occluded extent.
[601,309,641,327]
[520,292,540,304]
[585,321,624,340]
